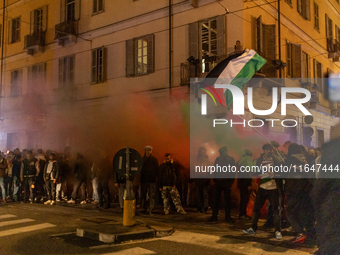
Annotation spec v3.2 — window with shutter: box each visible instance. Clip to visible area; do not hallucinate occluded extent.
[91,47,105,84]
[59,55,75,88]
[125,34,154,77]
[313,59,323,92]
[93,0,104,14]
[297,0,310,20]
[10,17,20,43]
[314,2,319,31]
[256,16,262,54]
[291,43,302,78]
[66,0,76,21]
[10,70,22,97]
[301,52,309,79]
[28,63,46,92]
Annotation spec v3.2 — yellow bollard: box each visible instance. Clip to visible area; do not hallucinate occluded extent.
[123,199,136,226]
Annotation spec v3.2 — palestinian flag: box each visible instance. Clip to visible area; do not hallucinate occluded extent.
[199,49,266,109]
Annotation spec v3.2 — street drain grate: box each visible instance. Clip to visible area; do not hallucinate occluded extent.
[50,233,104,248]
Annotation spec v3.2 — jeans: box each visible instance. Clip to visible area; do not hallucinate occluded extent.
[251,188,281,232]
[12,176,20,201]
[92,177,99,202]
[141,182,156,211]
[56,180,67,199]
[98,181,110,209]
[71,179,86,201]
[0,177,6,200]
[196,184,209,211]
[45,180,56,201]
[5,176,13,198]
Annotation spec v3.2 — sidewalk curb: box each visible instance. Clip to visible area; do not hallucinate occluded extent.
[76,220,174,244]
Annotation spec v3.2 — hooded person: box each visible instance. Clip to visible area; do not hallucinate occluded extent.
[285,143,315,244]
[237,149,253,219]
[208,146,236,223]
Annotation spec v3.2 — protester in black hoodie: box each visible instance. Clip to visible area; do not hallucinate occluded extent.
[285,143,315,244]
[208,146,235,223]
[140,146,159,215]
[68,153,88,204]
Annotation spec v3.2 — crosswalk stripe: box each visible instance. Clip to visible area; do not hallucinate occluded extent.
[101,248,156,255]
[0,223,56,237]
[0,215,17,220]
[0,219,35,227]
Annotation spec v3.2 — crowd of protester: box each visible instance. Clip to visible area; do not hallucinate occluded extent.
[0,140,338,254]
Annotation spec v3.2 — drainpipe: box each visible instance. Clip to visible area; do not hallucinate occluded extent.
[169,0,172,90]
[278,0,281,78]
[0,0,5,116]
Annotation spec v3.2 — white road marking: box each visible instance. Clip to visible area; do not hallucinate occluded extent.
[0,215,16,220]
[101,247,156,255]
[0,223,56,237]
[0,219,35,227]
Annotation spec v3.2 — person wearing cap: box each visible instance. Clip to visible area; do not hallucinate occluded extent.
[208,146,236,223]
[140,146,159,215]
[237,149,253,220]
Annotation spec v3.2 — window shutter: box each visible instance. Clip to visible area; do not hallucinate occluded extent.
[93,0,98,13]
[91,49,97,84]
[30,11,34,34]
[42,5,48,32]
[126,39,135,77]
[263,24,276,60]
[297,0,302,15]
[189,22,198,60]
[325,14,329,38]
[59,58,64,87]
[307,54,311,80]
[75,0,81,20]
[313,58,317,85]
[305,0,311,20]
[102,47,107,82]
[336,25,340,42]
[256,16,262,53]
[292,44,302,78]
[60,0,66,22]
[146,34,154,74]
[8,19,12,44]
[216,15,225,56]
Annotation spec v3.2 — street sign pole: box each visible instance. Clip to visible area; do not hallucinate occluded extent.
[123,147,136,226]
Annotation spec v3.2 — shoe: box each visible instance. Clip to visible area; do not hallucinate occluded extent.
[243,227,256,234]
[225,217,235,223]
[67,199,75,204]
[62,197,68,201]
[165,209,170,215]
[91,200,99,205]
[2,199,6,203]
[149,211,154,216]
[56,198,60,202]
[6,195,10,200]
[275,231,283,240]
[29,199,33,204]
[80,200,87,205]
[178,209,187,215]
[141,209,147,214]
[50,201,55,205]
[196,209,203,213]
[203,207,208,213]
[239,215,246,220]
[208,216,218,222]
[291,234,306,244]
[34,197,38,202]
[40,198,45,202]
[44,200,51,205]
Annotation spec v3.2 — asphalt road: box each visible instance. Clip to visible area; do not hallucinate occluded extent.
[0,202,317,255]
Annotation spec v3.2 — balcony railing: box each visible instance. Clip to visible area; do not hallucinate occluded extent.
[180,55,226,85]
[24,30,46,49]
[327,38,340,59]
[55,20,78,39]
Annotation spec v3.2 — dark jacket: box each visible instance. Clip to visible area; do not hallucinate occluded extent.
[21,158,39,178]
[12,155,21,178]
[159,161,177,187]
[73,156,87,181]
[284,153,312,196]
[0,158,8,178]
[141,155,159,183]
[213,155,235,187]
[43,160,59,180]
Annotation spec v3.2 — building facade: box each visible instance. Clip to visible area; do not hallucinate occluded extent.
[0,0,339,162]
